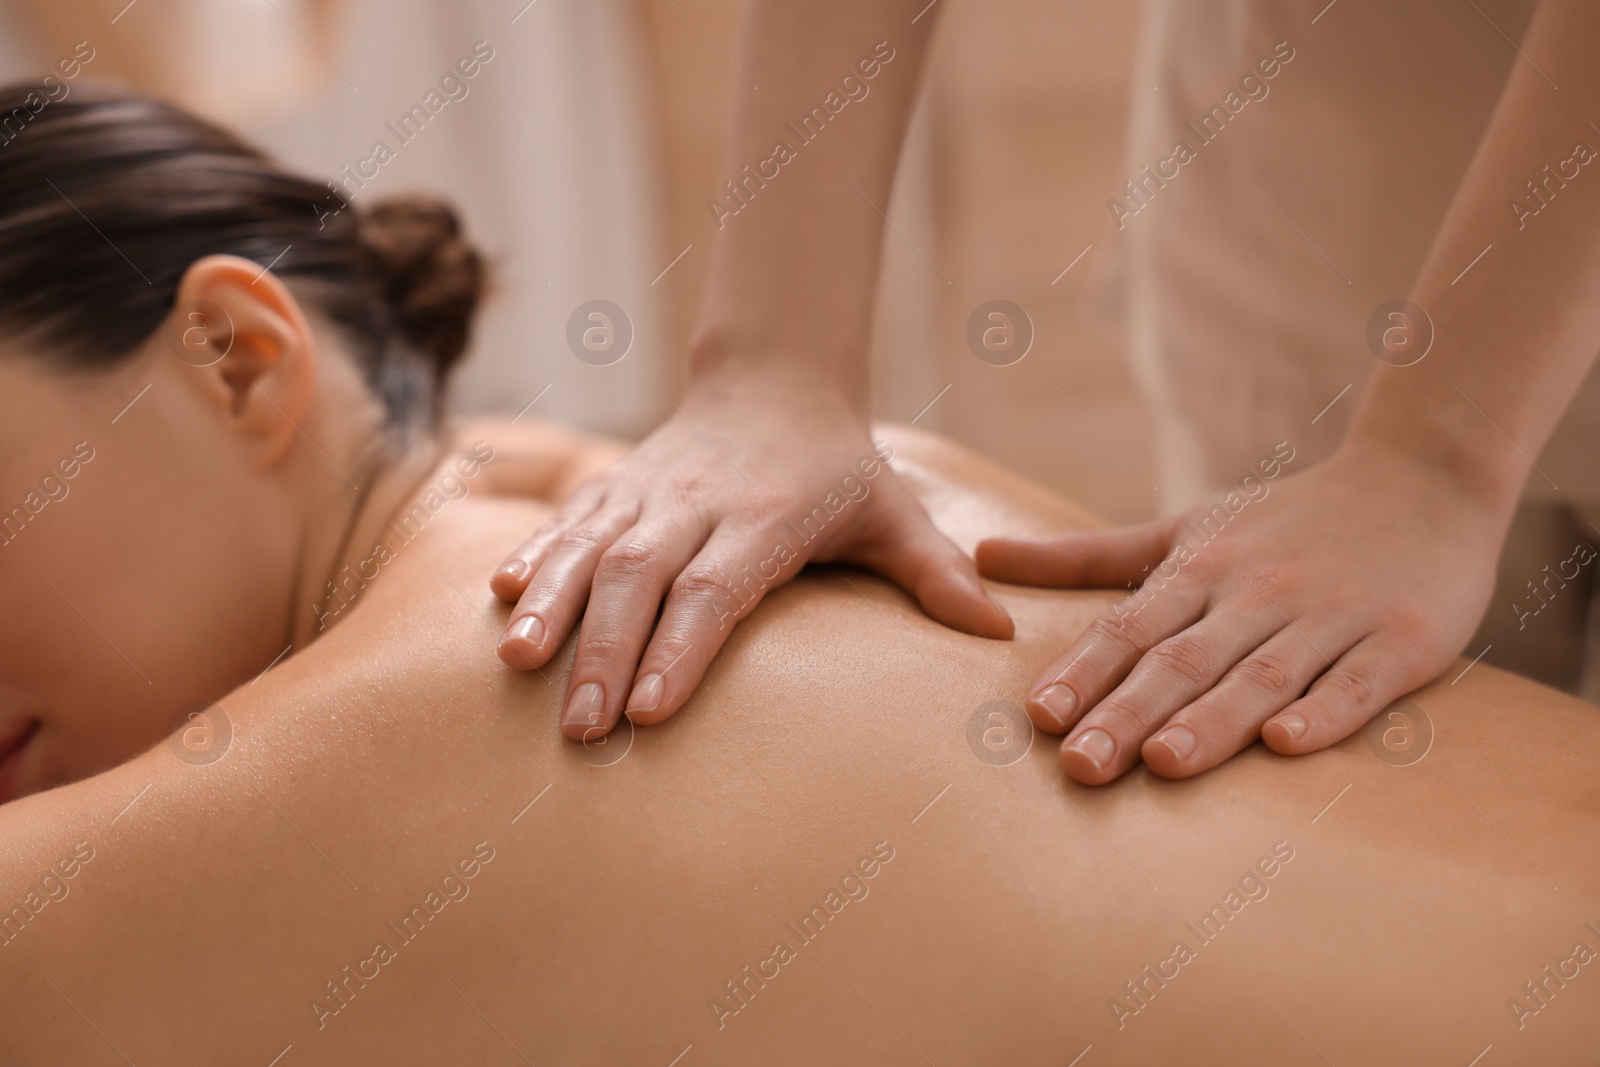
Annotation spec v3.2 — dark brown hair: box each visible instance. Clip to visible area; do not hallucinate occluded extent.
[0,81,484,427]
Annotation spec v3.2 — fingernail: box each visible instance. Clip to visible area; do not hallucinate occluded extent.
[1066,727,1115,771]
[625,674,663,717]
[1152,724,1197,761]
[503,614,543,650]
[497,560,530,584]
[562,682,605,732]
[1272,712,1307,741]
[1031,684,1076,731]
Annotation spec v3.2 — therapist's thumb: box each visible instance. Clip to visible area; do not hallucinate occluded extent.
[975,519,1177,590]
[848,499,1015,641]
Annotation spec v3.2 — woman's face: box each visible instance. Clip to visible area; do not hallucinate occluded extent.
[0,313,309,802]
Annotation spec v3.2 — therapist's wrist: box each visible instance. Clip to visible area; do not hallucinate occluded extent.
[686,329,871,420]
[1335,417,1527,520]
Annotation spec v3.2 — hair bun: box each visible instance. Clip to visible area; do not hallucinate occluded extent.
[359,196,484,375]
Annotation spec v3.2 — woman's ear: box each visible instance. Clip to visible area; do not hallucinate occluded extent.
[163,254,319,470]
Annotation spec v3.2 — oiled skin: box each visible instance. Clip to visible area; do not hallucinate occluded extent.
[0,427,1595,1066]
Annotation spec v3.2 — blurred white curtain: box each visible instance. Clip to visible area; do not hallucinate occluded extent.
[0,0,668,439]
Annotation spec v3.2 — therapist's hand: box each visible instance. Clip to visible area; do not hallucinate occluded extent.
[976,440,1513,784]
[491,370,1013,741]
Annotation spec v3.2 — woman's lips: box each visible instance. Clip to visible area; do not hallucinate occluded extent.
[0,718,40,805]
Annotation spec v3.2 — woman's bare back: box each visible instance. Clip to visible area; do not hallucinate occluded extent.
[0,428,1595,1066]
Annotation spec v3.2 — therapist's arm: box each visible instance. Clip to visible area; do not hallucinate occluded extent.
[980,0,1600,783]
[492,1,1012,741]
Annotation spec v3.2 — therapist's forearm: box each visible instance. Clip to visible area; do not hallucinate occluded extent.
[1346,0,1600,505]
[489,2,1017,737]
[688,0,940,408]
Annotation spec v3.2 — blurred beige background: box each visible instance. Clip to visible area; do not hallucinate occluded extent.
[643,0,1155,525]
[12,1,1600,696]
[2,0,1156,524]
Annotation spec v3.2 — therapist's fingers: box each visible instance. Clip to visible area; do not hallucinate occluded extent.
[1137,619,1355,779]
[620,521,795,727]
[845,484,1014,640]
[1024,577,1208,736]
[1056,602,1284,784]
[975,519,1177,589]
[558,519,709,741]
[489,481,606,601]
[1260,632,1422,756]
[496,505,638,671]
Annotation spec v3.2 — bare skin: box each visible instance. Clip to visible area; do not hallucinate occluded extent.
[979,439,1508,784]
[982,0,1600,784]
[2,428,1597,1065]
[490,3,1013,743]
[492,0,1600,790]
[0,255,615,805]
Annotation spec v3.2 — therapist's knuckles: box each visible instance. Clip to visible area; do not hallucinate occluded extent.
[573,629,654,684]
[1226,649,1299,698]
[563,516,629,556]
[1120,582,1196,635]
[1142,631,1224,690]
[1049,617,1164,700]
[1318,662,1381,714]
[671,560,742,605]
[1076,613,1132,655]
[594,535,668,586]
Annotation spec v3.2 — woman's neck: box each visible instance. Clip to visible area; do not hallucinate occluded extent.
[290,434,446,648]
